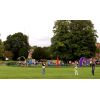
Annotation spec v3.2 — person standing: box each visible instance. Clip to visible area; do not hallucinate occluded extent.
[74,61,78,76]
[91,60,96,76]
[42,62,46,75]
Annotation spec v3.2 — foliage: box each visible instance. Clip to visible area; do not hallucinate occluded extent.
[32,46,51,60]
[51,20,97,62]
[0,39,4,59]
[4,51,14,59]
[6,61,17,66]
[4,32,29,60]
[96,47,100,53]
[18,47,28,58]
[42,47,52,59]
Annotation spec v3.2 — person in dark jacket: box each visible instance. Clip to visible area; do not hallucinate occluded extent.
[91,60,96,76]
[42,62,46,75]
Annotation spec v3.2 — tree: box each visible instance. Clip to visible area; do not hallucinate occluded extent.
[32,47,51,60]
[18,47,28,58]
[0,39,4,59]
[51,20,97,62]
[42,47,52,59]
[4,32,29,60]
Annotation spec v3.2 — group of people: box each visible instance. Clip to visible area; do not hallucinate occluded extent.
[74,59,96,76]
[41,59,96,76]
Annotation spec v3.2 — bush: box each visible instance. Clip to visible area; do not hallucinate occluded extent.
[6,61,17,66]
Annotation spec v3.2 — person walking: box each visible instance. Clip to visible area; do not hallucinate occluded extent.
[74,61,78,76]
[91,60,96,76]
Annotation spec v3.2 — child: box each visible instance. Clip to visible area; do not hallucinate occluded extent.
[74,61,78,76]
[42,62,46,75]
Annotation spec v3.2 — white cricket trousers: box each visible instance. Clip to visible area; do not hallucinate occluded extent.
[75,70,78,75]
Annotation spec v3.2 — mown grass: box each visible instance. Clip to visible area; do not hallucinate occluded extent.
[0,65,99,79]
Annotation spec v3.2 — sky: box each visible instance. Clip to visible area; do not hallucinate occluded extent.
[0,0,100,47]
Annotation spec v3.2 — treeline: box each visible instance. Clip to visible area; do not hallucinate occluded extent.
[0,20,98,62]
[0,32,53,60]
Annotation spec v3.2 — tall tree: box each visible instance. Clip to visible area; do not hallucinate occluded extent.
[32,47,51,60]
[51,20,97,62]
[4,32,29,60]
[18,47,28,58]
[0,39,4,59]
[42,47,52,59]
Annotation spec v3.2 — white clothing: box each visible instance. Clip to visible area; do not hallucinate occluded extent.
[42,65,45,69]
[74,66,78,75]
[75,70,78,75]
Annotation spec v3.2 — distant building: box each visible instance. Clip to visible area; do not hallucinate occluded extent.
[96,43,100,58]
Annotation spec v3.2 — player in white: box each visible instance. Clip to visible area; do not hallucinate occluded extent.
[74,61,78,76]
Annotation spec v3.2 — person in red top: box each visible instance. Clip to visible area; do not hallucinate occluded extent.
[56,57,60,66]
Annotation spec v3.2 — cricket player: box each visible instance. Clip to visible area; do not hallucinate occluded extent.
[74,61,78,76]
[42,62,46,75]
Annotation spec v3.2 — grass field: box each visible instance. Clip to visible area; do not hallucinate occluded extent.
[0,65,100,79]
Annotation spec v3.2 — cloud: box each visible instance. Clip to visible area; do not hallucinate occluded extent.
[29,36,52,47]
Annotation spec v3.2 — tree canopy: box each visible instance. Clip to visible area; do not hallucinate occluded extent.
[0,39,4,59]
[4,32,29,60]
[51,20,97,62]
[32,46,51,60]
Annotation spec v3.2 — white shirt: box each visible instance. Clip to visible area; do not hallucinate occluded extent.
[42,66,45,68]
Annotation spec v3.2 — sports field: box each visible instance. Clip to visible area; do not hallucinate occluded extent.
[0,65,100,79]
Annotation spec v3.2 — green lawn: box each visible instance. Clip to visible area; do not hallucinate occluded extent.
[0,65,100,79]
